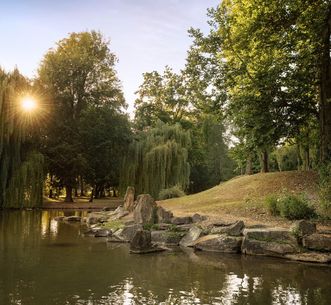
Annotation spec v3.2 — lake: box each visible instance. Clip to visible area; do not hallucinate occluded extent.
[0,210,330,305]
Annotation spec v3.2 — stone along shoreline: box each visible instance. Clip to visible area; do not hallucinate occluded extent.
[56,189,331,265]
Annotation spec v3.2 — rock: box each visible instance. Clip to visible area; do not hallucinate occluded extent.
[86,213,108,225]
[192,214,207,223]
[241,227,299,257]
[171,216,192,225]
[302,233,331,252]
[54,216,65,221]
[64,216,81,222]
[194,234,242,253]
[291,220,316,237]
[151,230,185,245]
[285,252,331,264]
[94,229,111,237]
[133,194,157,225]
[119,224,143,242]
[243,228,297,243]
[123,186,135,212]
[102,207,113,211]
[242,238,298,257]
[130,230,165,254]
[156,206,173,223]
[108,206,129,220]
[156,223,172,230]
[211,221,245,236]
[212,220,236,227]
[179,226,203,247]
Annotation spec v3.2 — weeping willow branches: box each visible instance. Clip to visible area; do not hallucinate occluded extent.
[120,122,191,199]
[0,69,44,208]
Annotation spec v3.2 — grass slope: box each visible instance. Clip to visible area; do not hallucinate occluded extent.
[159,171,318,226]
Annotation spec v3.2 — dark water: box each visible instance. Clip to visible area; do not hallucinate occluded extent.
[0,211,330,305]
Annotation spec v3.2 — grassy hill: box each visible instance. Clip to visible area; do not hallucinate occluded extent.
[159,171,319,226]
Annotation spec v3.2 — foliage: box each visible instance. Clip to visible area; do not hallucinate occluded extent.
[38,31,125,201]
[120,122,191,199]
[159,186,186,200]
[266,192,316,220]
[319,162,331,217]
[0,68,44,208]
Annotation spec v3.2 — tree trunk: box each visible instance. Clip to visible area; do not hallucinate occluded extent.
[48,189,53,199]
[260,150,269,173]
[320,8,331,163]
[80,176,85,196]
[65,185,73,202]
[89,187,94,202]
[245,156,253,175]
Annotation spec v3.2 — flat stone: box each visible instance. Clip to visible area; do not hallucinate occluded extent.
[285,252,331,264]
[94,229,111,237]
[291,220,316,237]
[194,234,242,253]
[151,230,185,245]
[241,238,298,257]
[243,228,297,243]
[64,216,81,222]
[171,216,192,225]
[179,226,203,247]
[303,233,331,252]
[211,221,244,236]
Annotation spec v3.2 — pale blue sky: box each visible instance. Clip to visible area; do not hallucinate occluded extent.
[0,0,219,113]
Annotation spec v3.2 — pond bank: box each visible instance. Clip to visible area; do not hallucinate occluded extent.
[57,193,331,265]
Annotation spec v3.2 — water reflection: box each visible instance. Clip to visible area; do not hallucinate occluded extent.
[0,210,330,305]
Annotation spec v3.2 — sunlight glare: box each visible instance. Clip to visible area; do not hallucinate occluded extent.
[21,97,37,112]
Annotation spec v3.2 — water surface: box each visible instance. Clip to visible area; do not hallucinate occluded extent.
[0,210,330,305]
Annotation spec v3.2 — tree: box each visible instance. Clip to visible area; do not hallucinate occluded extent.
[0,69,43,208]
[38,31,125,202]
[120,122,191,199]
[79,105,131,201]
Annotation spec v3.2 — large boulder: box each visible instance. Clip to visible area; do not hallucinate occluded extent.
[130,230,164,254]
[171,216,192,225]
[179,226,203,247]
[194,234,242,253]
[156,206,173,223]
[112,224,143,242]
[302,233,331,252]
[133,194,157,225]
[291,220,316,238]
[151,230,185,246]
[123,186,135,212]
[241,228,299,257]
[211,221,245,236]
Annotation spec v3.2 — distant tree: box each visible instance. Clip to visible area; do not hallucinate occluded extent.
[38,31,125,202]
[0,69,43,208]
[79,105,131,201]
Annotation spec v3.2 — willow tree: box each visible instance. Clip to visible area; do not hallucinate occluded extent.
[120,122,191,199]
[0,69,44,208]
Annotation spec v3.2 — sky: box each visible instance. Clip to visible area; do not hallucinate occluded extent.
[0,0,219,114]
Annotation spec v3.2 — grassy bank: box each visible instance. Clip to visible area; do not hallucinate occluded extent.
[159,171,320,227]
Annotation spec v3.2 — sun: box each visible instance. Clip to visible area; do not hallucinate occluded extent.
[21,97,37,112]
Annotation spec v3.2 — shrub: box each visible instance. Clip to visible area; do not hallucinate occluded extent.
[279,193,316,220]
[319,163,331,218]
[266,195,280,216]
[266,192,316,220]
[158,186,185,200]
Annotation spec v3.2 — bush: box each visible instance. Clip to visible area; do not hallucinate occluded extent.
[266,192,316,220]
[266,195,280,216]
[158,186,185,200]
[319,163,331,218]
